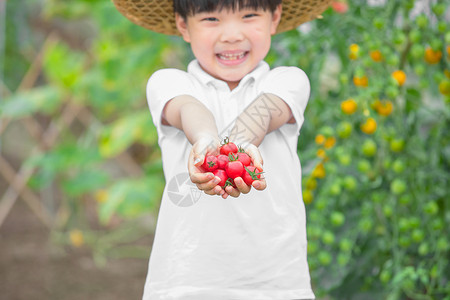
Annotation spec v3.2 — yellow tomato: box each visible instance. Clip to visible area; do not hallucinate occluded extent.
[349,43,360,60]
[70,229,84,248]
[439,79,450,96]
[392,70,407,86]
[374,99,394,116]
[312,163,326,179]
[360,117,377,134]
[324,137,337,149]
[341,98,358,114]
[353,75,369,87]
[424,46,442,64]
[370,50,383,62]
[303,189,314,204]
[315,134,326,145]
[316,148,327,159]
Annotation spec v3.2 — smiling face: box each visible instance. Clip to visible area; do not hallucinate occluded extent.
[175,5,282,90]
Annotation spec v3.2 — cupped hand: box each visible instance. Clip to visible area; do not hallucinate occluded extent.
[188,134,225,196]
[224,143,266,198]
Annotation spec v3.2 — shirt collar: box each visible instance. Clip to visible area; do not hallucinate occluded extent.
[187,59,270,91]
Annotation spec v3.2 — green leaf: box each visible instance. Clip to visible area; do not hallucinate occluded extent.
[98,176,163,224]
[99,111,157,157]
[43,41,85,88]
[0,86,63,118]
[62,169,110,197]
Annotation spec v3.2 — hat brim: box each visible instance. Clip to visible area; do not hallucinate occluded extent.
[112,0,333,36]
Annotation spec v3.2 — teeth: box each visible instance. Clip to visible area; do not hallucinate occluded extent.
[218,52,246,60]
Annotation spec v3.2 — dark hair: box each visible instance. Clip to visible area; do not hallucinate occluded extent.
[174,0,282,19]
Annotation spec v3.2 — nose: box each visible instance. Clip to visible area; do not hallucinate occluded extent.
[219,21,244,43]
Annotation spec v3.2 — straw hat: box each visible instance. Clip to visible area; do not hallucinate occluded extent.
[112,0,333,36]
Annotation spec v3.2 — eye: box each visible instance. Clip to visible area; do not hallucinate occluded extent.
[243,13,258,19]
[202,17,219,22]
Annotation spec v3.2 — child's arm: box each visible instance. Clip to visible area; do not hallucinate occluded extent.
[225,93,294,198]
[162,95,226,197]
[229,93,294,148]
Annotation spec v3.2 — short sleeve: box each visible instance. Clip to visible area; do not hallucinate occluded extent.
[146,69,197,136]
[259,66,310,134]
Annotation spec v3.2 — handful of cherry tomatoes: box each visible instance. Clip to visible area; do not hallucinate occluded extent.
[201,137,263,189]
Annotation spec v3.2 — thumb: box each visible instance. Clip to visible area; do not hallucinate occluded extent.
[194,155,204,166]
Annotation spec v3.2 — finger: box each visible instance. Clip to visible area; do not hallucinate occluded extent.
[234,177,251,194]
[225,185,241,198]
[245,144,264,170]
[190,171,214,185]
[252,178,267,191]
[196,176,221,191]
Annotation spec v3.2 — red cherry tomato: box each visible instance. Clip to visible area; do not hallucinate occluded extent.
[220,137,238,155]
[242,166,263,186]
[216,154,229,170]
[225,160,244,179]
[237,152,251,166]
[202,155,218,172]
[213,169,228,187]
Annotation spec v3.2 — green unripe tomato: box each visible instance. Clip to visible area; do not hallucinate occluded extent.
[399,235,411,248]
[418,242,429,256]
[410,44,425,59]
[320,126,335,137]
[416,14,428,28]
[409,217,421,229]
[390,138,405,152]
[411,228,425,242]
[431,39,443,51]
[318,251,332,266]
[431,219,444,230]
[339,238,352,252]
[445,32,450,44]
[436,237,449,251]
[414,64,426,76]
[380,270,391,284]
[339,73,349,85]
[398,218,410,232]
[383,204,393,217]
[307,241,318,254]
[432,3,446,16]
[337,121,353,139]
[329,182,342,196]
[322,231,335,245]
[393,31,406,46]
[373,17,385,29]
[338,153,352,166]
[343,175,357,191]
[337,253,350,266]
[392,159,405,173]
[330,211,345,227]
[387,54,400,66]
[424,201,439,215]
[371,192,384,203]
[433,72,444,84]
[358,159,371,173]
[359,218,373,233]
[391,179,407,195]
[315,199,327,211]
[408,29,421,43]
[438,21,447,33]
[386,85,399,99]
[399,194,412,205]
[362,139,377,157]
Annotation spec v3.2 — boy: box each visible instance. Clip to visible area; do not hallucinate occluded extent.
[112,0,332,299]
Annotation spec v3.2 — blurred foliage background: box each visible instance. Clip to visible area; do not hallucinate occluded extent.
[1,0,449,299]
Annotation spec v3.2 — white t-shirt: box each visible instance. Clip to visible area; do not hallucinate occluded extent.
[143,60,314,300]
